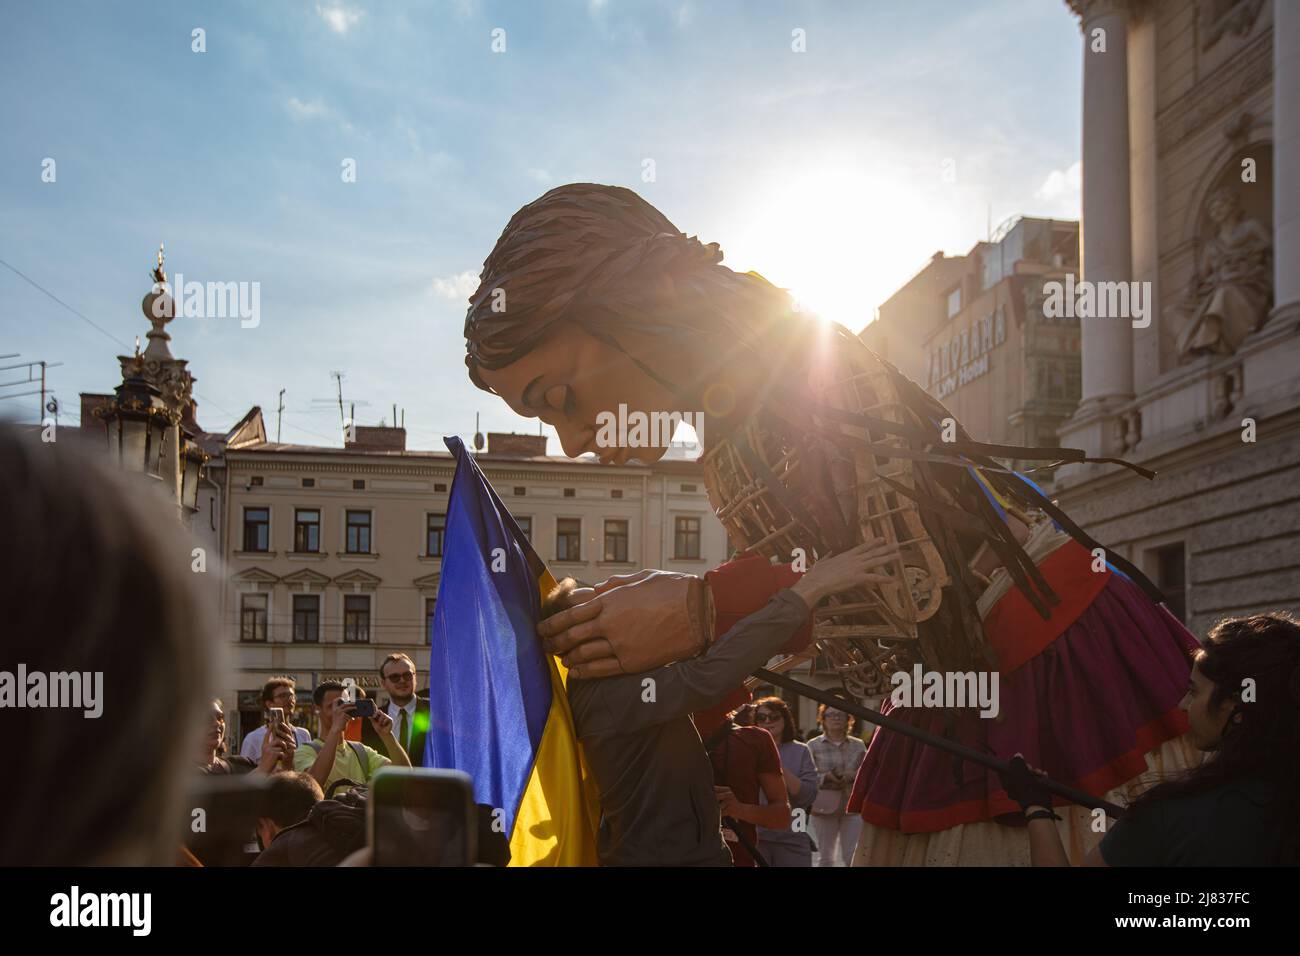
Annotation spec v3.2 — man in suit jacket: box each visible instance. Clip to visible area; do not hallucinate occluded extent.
[362,653,431,767]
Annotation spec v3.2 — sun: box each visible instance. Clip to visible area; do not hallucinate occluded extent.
[721,159,953,334]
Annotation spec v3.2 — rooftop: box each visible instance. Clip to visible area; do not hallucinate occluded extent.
[222,440,706,474]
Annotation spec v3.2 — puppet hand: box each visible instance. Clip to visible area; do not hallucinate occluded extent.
[538,571,712,678]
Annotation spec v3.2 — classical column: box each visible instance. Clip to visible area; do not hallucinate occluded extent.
[1076,0,1134,412]
[1128,7,1160,393]
[1272,0,1300,323]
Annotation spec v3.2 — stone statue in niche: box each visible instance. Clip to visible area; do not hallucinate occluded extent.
[1176,186,1273,358]
[1199,0,1266,51]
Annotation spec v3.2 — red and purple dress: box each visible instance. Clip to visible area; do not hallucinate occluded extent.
[696,542,1201,865]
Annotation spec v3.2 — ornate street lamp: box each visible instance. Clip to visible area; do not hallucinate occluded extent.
[180,434,208,511]
[93,368,177,478]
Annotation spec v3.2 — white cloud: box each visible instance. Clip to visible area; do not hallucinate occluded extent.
[673,4,693,28]
[431,270,480,301]
[1036,160,1082,208]
[285,97,358,136]
[286,97,328,119]
[316,4,363,35]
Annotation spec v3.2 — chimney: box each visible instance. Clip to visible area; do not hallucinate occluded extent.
[486,432,548,457]
[346,425,407,451]
[79,393,113,431]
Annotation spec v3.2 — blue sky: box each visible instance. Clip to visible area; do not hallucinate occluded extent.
[0,0,1083,451]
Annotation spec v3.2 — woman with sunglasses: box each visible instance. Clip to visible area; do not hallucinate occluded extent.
[753,696,820,866]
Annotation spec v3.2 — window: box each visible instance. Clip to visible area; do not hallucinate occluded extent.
[425,597,437,645]
[556,518,582,561]
[426,513,446,557]
[514,486,526,496]
[680,483,697,493]
[344,595,371,643]
[563,488,576,498]
[294,509,320,553]
[674,516,701,559]
[345,510,372,553]
[250,476,263,487]
[611,488,623,499]
[434,482,447,493]
[604,519,629,562]
[240,593,268,642]
[292,594,320,643]
[517,516,532,542]
[947,287,962,318]
[302,477,315,488]
[243,507,269,552]
[352,479,365,490]
[1154,543,1187,624]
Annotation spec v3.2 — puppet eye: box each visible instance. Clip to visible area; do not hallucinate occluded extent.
[544,384,575,416]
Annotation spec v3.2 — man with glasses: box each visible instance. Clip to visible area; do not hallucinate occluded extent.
[363,653,430,767]
[240,676,313,762]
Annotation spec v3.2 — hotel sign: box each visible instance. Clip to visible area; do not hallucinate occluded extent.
[318,673,382,689]
[925,306,1006,399]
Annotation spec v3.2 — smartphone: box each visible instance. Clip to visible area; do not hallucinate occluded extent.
[369,768,477,867]
[352,699,375,718]
[267,706,284,731]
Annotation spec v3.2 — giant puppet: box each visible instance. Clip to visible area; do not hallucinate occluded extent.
[463,183,1200,865]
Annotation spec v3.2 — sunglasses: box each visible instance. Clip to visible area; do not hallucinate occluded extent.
[384,670,414,682]
[755,712,782,724]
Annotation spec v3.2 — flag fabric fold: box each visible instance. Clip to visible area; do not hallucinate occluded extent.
[425,436,599,866]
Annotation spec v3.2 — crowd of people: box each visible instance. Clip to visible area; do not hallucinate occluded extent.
[189,665,872,868]
[3,423,1299,869]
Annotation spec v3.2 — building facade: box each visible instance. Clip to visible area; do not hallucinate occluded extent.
[1054,0,1300,633]
[861,217,1082,474]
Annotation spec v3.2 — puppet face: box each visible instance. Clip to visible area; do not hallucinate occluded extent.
[476,321,681,464]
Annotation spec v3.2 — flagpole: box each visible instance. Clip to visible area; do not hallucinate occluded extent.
[751,667,1127,819]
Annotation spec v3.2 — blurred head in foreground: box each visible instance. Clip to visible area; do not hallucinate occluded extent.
[0,425,218,865]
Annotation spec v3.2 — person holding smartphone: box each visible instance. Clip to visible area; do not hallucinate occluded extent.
[295,681,411,791]
[240,677,313,762]
[807,698,868,866]
[199,697,296,776]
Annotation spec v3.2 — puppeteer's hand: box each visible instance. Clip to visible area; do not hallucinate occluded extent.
[537,569,712,679]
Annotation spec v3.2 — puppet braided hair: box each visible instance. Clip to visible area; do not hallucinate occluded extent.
[463,182,805,399]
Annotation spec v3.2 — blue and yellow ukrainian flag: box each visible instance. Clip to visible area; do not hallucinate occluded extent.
[425,436,600,865]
